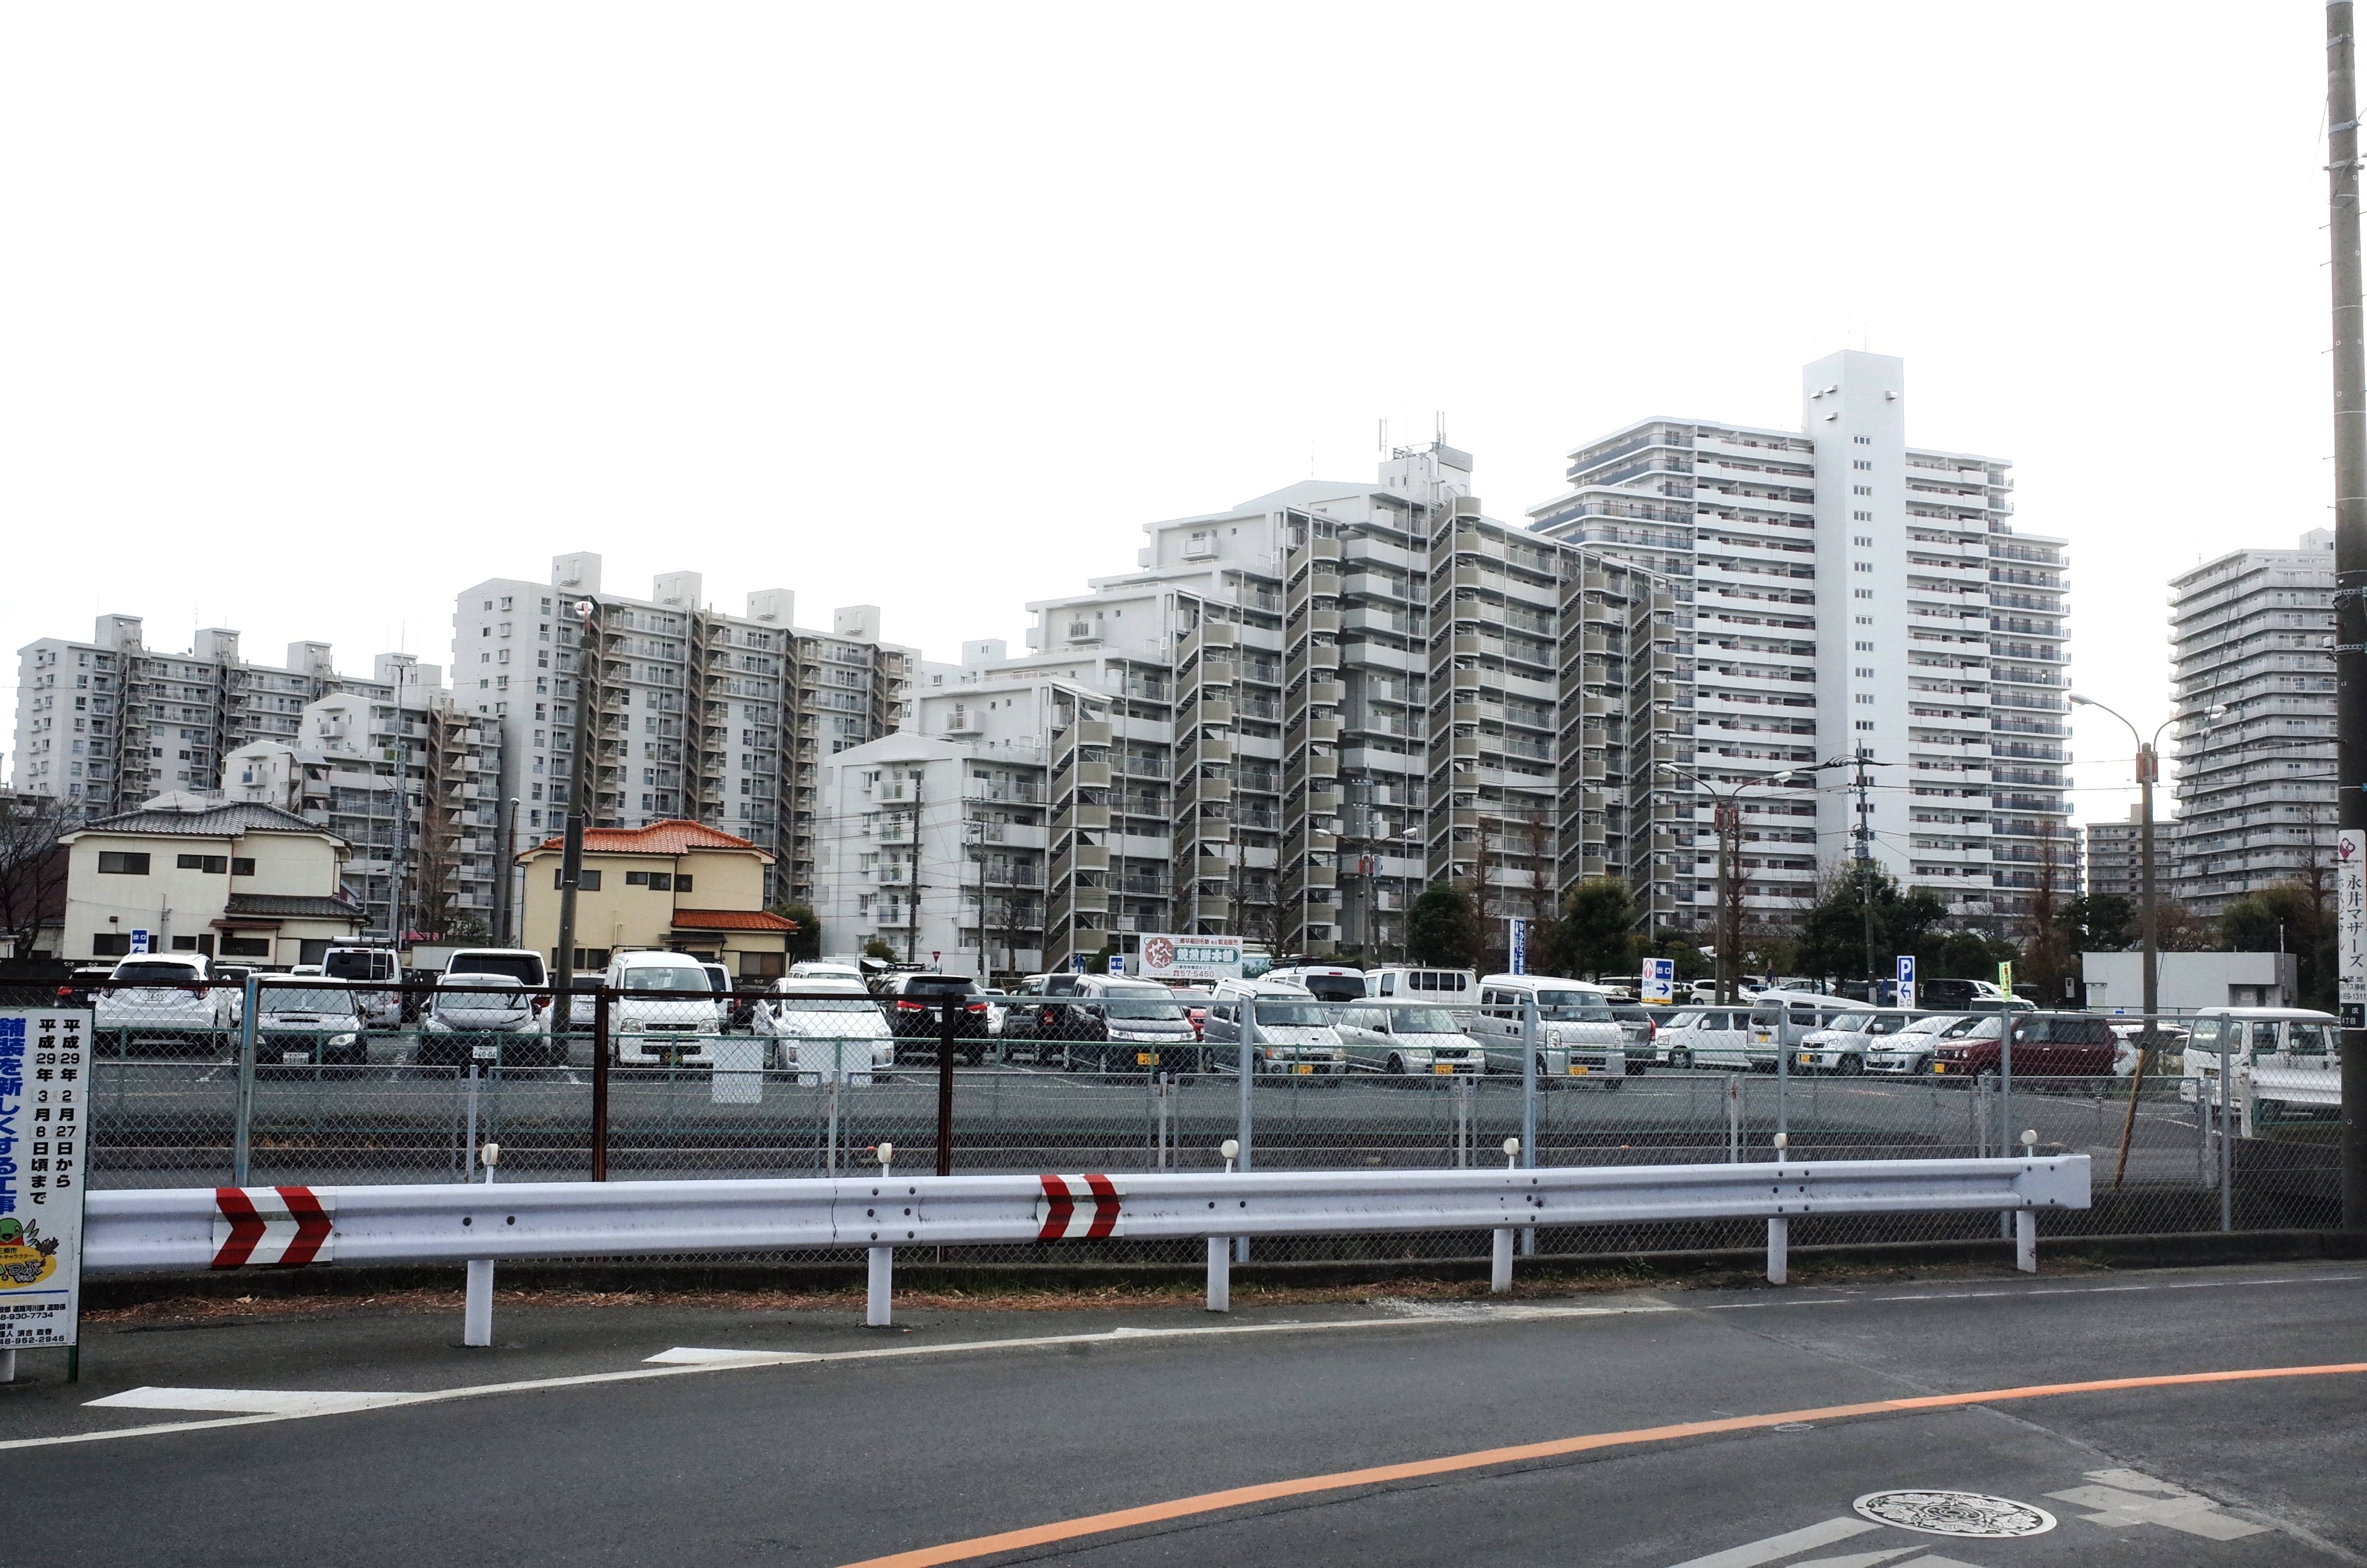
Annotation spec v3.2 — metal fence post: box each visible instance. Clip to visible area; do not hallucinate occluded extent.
[591,985,610,1182]
[1235,997,1254,1264]
[1520,995,1538,1255]
[232,974,259,1185]
[936,996,957,1176]
[2221,1060,2237,1232]
[1725,1073,1741,1163]
[1998,1025,2015,1239]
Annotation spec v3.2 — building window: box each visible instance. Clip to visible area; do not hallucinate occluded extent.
[1853,435,1871,446]
[176,854,230,874]
[1854,589,1873,599]
[1854,562,1873,573]
[677,875,693,892]
[232,857,254,877]
[1855,719,1874,730]
[97,851,150,875]
[91,933,132,957]
[624,871,675,891]
[552,869,603,890]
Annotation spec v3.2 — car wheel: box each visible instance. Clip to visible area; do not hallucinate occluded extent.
[1976,1065,1998,1084]
[1838,1053,1863,1076]
[1668,1048,1692,1071]
[1386,1053,1404,1077]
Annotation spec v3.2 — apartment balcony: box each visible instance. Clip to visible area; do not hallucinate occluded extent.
[1052,803,1113,835]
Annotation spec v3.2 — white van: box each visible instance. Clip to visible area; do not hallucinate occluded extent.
[604,949,726,1067]
[1200,978,1347,1076]
[1467,975,1628,1079]
[1651,1006,1757,1070]
[1262,965,1368,1003]
[2182,1008,2341,1120]
[1361,967,1481,1025]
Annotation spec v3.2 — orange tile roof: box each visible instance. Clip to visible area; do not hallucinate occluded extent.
[668,908,800,932]
[525,819,768,858]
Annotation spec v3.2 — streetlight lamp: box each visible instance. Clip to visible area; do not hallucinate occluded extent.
[1656,761,1820,1004]
[2069,694,2224,1034]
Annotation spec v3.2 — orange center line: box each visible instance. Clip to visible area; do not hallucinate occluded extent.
[840,1361,2367,1568]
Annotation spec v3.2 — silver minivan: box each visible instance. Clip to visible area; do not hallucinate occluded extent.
[1334,1002,1484,1077]
[1467,975,1628,1079]
[1792,1009,1918,1074]
[1745,991,1876,1071]
[1651,1007,1757,1070]
[1200,980,1347,1076]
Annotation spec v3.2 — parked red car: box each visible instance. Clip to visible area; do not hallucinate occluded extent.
[1930,1011,2116,1079]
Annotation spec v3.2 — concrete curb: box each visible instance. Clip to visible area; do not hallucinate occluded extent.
[80,1227,2367,1308]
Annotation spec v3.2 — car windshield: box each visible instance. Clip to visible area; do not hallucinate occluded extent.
[449,955,544,984]
[322,952,393,981]
[1296,975,1367,1002]
[1537,991,1613,1021]
[112,962,206,984]
[621,967,711,992]
[1107,998,1188,1020]
[257,988,355,1014]
[1960,1017,2003,1039]
[790,998,880,1014]
[1901,1016,1955,1034]
[904,976,974,994]
[1250,1002,1331,1027]
[443,973,524,992]
[1389,1008,1464,1035]
[1665,1011,1704,1029]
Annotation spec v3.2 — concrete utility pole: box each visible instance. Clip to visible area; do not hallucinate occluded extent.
[2327,1,2367,1229]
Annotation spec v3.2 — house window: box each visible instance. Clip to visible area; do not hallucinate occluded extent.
[91,933,131,957]
[177,854,230,874]
[677,875,693,893]
[624,871,675,891]
[97,851,150,875]
[222,935,271,958]
[553,869,604,890]
[232,857,254,877]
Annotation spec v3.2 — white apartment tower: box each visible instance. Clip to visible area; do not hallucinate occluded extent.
[14,616,436,819]
[2167,529,2338,916]
[452,554,916,909]
[1532,351,2068,932]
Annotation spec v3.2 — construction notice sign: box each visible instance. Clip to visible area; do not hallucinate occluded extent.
[1136,934,1244,982]
[2339,830,2366,1027]
[0,1011,91,1349]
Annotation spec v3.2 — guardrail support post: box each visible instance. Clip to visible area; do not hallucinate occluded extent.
[1766,1216,1788,1285]
[2015,1209,2036,1273]
[232,973,259,1185]
[1490,1227,1513,1293]
[0,1348,14,1383]
[936,998,957,1177]
[464,1259,495,1346]
[1519,996,1538,1257]
[1205,1236,1230,1312]
[867,1247,894,1327]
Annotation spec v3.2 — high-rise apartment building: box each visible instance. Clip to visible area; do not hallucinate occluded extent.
[13,617,417,819]
[2083,807,2147,902]
[864,445,1672,970]
[451,554,916,910]
[223,659,506,943]
[2167,529,2338,916]
[1532,351,2069,934]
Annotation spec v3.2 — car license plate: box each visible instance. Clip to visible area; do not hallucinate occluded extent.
[1797,1054,1813,1065]
[281,1050,307,1064]
[1294,1064,1315,1074]
[1932,1063,1947,1074]
[1135,1052,1156,1065]
[1568,1065,1587,1076]
[1433,1063,1455,1074]
[473,1045,500,1059]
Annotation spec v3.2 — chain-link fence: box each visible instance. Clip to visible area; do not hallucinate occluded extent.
[8,978,2343,1264]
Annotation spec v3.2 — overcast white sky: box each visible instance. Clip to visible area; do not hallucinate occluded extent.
[0,4,2336,821]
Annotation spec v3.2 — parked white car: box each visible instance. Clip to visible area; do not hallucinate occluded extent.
[789,960,865,984]
[755,978,892,1079]
[1651,1007,1757,1070]
[1333,1002,1484,1076]
[93,956,240,1052]
[252,981,369,1067]
[1791,1009,1920,1074]
[1864,1014,1971,1076]
[321,946,402,1029]
[606,949,725,1067]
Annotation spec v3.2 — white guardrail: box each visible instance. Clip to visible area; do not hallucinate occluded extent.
[82,1154,2090,1344]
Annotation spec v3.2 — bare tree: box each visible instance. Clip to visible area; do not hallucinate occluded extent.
[0,797,70,958]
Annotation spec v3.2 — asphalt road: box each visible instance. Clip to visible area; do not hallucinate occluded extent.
[3,1260,2360,1566]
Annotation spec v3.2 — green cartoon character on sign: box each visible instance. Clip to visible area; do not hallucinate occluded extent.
[0,1217,59,1287]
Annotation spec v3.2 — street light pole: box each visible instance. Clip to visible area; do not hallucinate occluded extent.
[2326,1,2367,1230]
[1658,762,1820,1005]
[2069,695,2209,1039]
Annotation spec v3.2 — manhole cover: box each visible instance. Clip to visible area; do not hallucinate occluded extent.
[1853,1491,2057,1538]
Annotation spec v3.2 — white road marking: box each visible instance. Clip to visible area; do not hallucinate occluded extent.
[1664,1516,1879,1567]
[85,1386,428,1415]
[1786,1552,1915,1567]
[2047,1468,2270,1541]
[1699,1272,2366,1312]
[21,1269,2357,1454]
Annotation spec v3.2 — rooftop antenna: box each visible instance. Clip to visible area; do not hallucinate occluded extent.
[1435,410,1446,445]
[1378,417,1388,453]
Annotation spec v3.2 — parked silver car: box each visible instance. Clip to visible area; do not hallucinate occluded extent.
[252,982,368,1067]
[419,973,556,1068]
[1334,1002,1484,1077]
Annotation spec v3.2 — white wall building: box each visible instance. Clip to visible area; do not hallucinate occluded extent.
[1532,351,2068,933]
[2167,530,2338,917]
[13,617,405,819]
